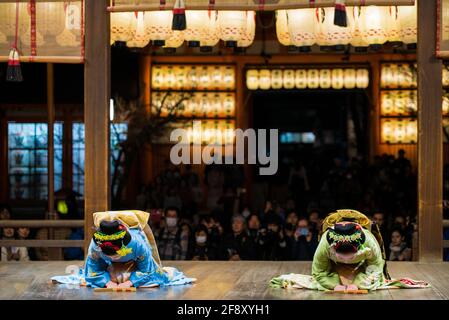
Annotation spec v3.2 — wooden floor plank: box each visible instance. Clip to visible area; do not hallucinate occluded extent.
[0,261,448,300]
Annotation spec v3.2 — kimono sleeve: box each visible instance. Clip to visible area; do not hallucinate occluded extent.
[84,241,111,288]
[311,231,341,290]
[129,239,161,287]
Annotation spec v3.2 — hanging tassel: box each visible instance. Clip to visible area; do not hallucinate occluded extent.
[172,0,186,31]
[334,0,347,27]
[6,48,23,82]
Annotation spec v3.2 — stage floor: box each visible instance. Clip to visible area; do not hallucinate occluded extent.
[1,261,448,300]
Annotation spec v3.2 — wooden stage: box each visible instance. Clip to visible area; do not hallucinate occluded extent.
[1,261,449,300]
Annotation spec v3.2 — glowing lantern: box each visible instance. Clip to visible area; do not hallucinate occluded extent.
[307,69,320,89]
[344,68,356,89]
[295,69,308,89]
[259,69,271,90]
[287,9,317,52]
[350,6,369,52]
[386,6,402,46]
[271,69,283,89]
[398,2,417,49]
[145,10,173,46]
[163,30,185,53]
[185,10,208,47]
[331,69,344,89]
[276,10,292,46]
[127,12,151,48]
[320,7,352,51]
[218,11,247,47]
[283,70,295,89]
[222,66,236,90]
[237,11,256,48]
[246,69,259,90]
[381,119,416,144]
[200,11,219,52]
[363,6,389,50]
[356,69,370,88]
[319,69,332,89]
[111,12,136,44]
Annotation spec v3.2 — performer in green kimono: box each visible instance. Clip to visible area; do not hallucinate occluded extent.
[270,209,430,291]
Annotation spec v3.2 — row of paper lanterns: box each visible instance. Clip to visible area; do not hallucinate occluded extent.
[0,2,82,47]
[276,4,417,51]
[151,92,236,118]
[381,118,417,144]
[246,68,370,90]
[381,63,449,88]
[112,10,256,49]
[151,65,236,90]
[380,90,449,116]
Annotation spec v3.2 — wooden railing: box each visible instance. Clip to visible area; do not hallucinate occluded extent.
[0,220,84,248]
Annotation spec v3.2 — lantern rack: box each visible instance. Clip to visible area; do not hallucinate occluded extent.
[379,61,449,144]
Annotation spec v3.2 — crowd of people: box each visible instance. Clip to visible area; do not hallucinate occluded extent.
[2,150,448,261]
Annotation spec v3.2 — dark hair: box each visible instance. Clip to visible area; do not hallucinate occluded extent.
[165,207,179,216]
[195,224,209,234]
[391,228,405,238]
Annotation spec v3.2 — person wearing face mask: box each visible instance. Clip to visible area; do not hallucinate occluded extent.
[156,207,183,260]
[192,225,212,261]
[258,215,287,261]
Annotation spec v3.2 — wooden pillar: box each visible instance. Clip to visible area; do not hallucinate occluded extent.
[84,0,110,252]
[417,0,443,262]
[140,55,154,185]
[47,63,55,219]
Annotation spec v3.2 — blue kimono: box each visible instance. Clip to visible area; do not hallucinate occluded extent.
[84,228,170,288]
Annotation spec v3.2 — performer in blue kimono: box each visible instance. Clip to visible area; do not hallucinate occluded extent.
[51,210,195,289]
[85,220,169,288]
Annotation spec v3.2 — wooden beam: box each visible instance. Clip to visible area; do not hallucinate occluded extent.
[84,0,111,253]
[0,240,84,248]
[47,63,55,219]
[0,220,84,228]
[417,0,443,262]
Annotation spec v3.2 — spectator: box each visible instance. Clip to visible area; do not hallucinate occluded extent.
[258,215,287,260]
[191,225,213,261]
[389,229,412,261]
[291,218,318,261]
[179,222,194,260]
[156,207,183,260]
[1,227,29,261]
[220,215,256,261]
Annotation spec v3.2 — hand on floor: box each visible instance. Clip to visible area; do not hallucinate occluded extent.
[105,281,118,288]
[346,284,359,291]
[117,280,133,289]
[334,284,346,291]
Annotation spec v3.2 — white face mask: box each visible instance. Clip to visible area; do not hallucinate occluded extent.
[166,217,178,228]
[196,235,207,244]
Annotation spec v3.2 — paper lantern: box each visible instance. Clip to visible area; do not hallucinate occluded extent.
[184,10,208,47]
[259,69,271,90]
[295,69,308,89]
[344,69,356,89]
[398,1,417,48]
[222,66,236,90]
[163,30,185,52]
[237,11,256,48]
[443,65,449,87]
[349,6,369,52]
[320,7,352,50]
[283,70,295,89]
[287,9,317,52]
[200,11,219,52]
[307,69,320,89]
[276,10,292,46]
[111,12,136,43]
[443,94,449,116]
[319,69,332,89]
[331,69,344,89]
[271,69,283,89]
[218,11,247,47]
[145,10,173,46]
[127,12,151,48]
[356,69,369,88]
[363,6,389,50]
[198,66,211,90]
[381,118,417,144]
[246,69,259,90]
[386,6,402,46]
